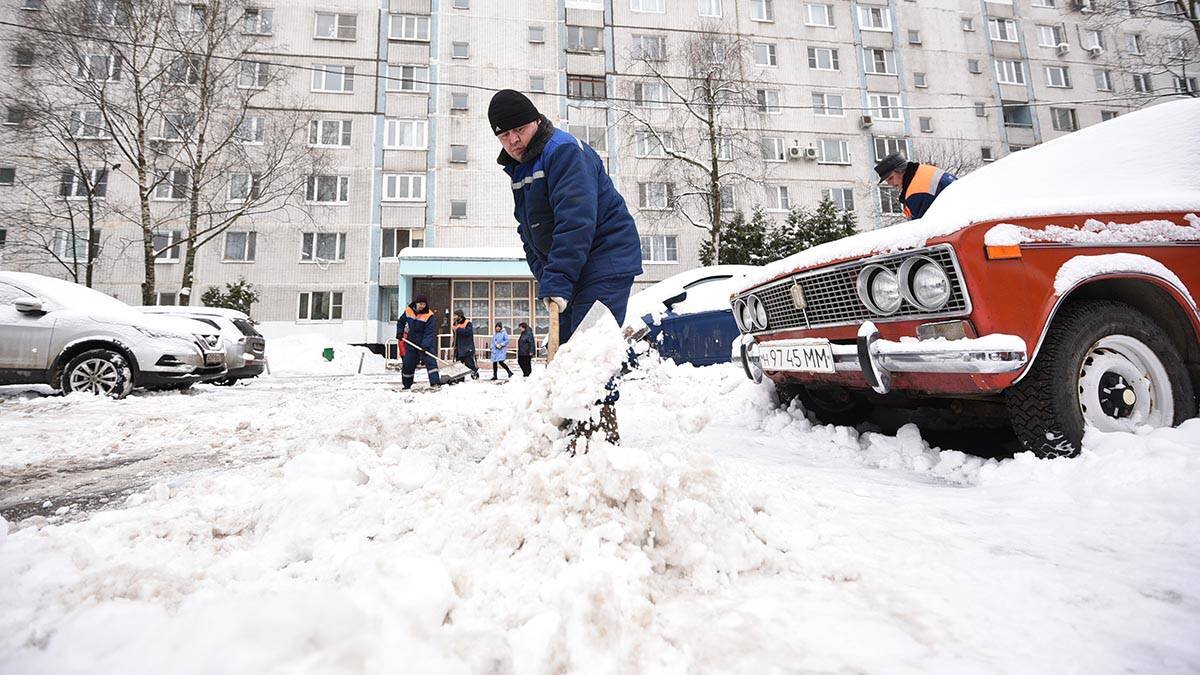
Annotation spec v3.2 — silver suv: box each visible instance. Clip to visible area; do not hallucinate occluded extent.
[138,306,267,385]
[0,272,226,398]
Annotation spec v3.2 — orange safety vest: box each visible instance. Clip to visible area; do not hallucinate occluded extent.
[902,164,947,220]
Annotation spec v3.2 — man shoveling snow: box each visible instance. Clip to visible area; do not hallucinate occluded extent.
[489,89,643,448]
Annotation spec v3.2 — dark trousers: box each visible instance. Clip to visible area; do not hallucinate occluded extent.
[518,354,533,376]
[457,351,478,373]
[401,347,440,388]
[493,360,513,378]
[559,275,636,344]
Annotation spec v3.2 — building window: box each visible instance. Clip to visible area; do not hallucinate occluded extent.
[752,42,777,66]
[153,169,189,200]
[243,8,273,35]
[961,17,974,31]
[567,26,603,52]
[390,14,430,41]
[1084,30,1104,50]
[755,88,781,114]
[807,47,839,70]
[750,0,774,21]
[1045,66,1071,88]
[308,119,352,147]
[174,4,206,32]
[1132,73,1152,93]
[223,231,256,261]
[1037,25,1065,48]
[635,131,673,158]
[450,199,467,219]
[812,92,844,116]
[879,186,902,214]
[301,232,346,262]
[766,185,790,211]
[975,102,988,117]
[1094,69,1113,91]
[908,30,921,45]
[69,110,109,139]
[715,135,733,160]
[227,172,261,202]
[387,64,429,92]
[13,47,35,67]
[382,173,425,201]
[988,18,1018,42]
[235,116,265,144]
[75,53,120,82]
[1123,33,1142,55]
[381,228,422,256]
[698,0,721,17]
[529,75,546,92]
[59,168,108,198]
[450,92,469,110]
[817,138,850,164]
[159,112,195,141]
[384,119,427,149]
[451,0,468,8]
[637,182,673,209]
[631,0,664,12]
[634,34,667,61]
[314,12,356,40]
[868,93,900,120]
[567,125,607,153]
[84,0,130,26]
[918,116,933,133]
[873,136,909,161]
[981,147,994,162]
[634,82,668,108]
[0,167,14,186]
[153,230,182,261]
[450,41,470,59]
[1100,110,1119,122]
[154,292,177,306]
[4,106,28,125]
[51,231,90,260]
[1050,107,1077,131]
[567,74,606,99]
[805,2,833,26]
[760,136,785,161]
[298,291,343,321]
[449,144,468,163]
[822,187,854,212]
[968,59,982,74]
[913,72,928,87]
[306,175,350,204]
[994,59,1025,85]
[1031,0,1055,6]
[21,0,44,9]
[863,48,896,75]
[311,64,354,92]
[1175,77,1198,94]
[528,25,545,43]
[857,5,891,31]
[1002,101,1033,127]
[639,234,678,262]
[237,61,268,88]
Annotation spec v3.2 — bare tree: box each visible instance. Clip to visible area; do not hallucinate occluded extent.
[616,26,773,264]
[1079,1,1199,99]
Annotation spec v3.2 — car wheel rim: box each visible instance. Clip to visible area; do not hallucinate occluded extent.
[69,358,120,396]
[1077,335,1172,432]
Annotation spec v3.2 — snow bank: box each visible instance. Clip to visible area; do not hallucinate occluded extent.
[264,334,387,376]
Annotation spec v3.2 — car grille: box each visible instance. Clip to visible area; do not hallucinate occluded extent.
[741,245,970,332]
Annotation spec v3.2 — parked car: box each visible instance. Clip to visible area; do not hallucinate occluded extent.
[731,99,1200,457]
[0,272,226,398]
[138,306,266,385]
[627,265,756,366]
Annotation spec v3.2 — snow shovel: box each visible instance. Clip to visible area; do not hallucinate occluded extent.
[400,337,477,386]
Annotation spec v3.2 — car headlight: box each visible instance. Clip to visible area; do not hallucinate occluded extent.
[899,256,952,311]
[857,264,902,315]
[733,298,747,331]
[739,299,756,331]
[135,325,190,341]
[749,295,768,330]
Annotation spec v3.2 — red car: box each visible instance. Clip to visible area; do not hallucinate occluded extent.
[733,100,1200,457]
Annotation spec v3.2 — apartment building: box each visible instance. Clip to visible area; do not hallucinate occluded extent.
[1,0,1194,350]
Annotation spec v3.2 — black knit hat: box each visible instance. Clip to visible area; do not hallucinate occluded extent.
[488,89,540,135]
[874,153,908,181]
[414,293,428,305]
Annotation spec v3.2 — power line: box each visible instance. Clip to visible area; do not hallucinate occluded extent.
[0,17,1187,114]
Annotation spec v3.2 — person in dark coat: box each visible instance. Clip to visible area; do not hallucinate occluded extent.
[397,293,440,390]
[491,322,513,380]
[489,89,643,344]
[874,153,957,220]
[451,309,480,379]
[517,321,535,376]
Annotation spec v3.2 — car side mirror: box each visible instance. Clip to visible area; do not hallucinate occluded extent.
[663,290,687,310]
[14,297,45,314]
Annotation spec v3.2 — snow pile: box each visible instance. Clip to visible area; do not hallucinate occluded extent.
[740,99,1200,290]
[264,334,387,376]
[985,216,1200,246]
[1052,252,1192,301]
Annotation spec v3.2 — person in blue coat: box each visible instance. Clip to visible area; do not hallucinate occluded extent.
[874,153,957,220]
[491,322,513,380]
[397,293,440,390]
[488,89,644,344]
[451,309,480,379]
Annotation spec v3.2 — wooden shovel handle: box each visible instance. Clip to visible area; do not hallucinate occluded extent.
[547,303,560,362]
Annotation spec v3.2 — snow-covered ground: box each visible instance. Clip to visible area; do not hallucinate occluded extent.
[2,322,1199,674]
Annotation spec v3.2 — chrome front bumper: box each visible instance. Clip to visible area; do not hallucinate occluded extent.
[737,322,1028,395]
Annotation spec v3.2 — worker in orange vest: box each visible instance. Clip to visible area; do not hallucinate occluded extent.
[874,153,957,220]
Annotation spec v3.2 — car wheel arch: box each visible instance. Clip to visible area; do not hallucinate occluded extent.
[51,338,140,384]
[1014,272,1200,390]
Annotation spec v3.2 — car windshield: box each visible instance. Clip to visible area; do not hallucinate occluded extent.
[231,318,261,337]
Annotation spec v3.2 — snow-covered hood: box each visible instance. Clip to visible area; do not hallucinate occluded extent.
[738,99,1200,292]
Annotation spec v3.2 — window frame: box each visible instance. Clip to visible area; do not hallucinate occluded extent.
[314,12,357,41]
[300,232,347,262]
[382,173,426,202]
[305,174,350,204]
[297,291,344,322]
[311,64,355,93]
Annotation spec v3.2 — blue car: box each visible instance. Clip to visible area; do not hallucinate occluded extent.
[626,266,756,367]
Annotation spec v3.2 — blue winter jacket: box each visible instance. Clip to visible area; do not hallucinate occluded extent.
[491,329,510,362]
[501,119,643,302]
[452,319,475,358]
[398,304,438,352]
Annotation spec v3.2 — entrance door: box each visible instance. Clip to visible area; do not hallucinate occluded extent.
[412,278,452,354]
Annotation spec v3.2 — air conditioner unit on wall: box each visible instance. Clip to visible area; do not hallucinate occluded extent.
[787,145,803,160]
[1087,46,1103,57]
[859,114,874,128]
[1056,43,1070,55]
[803,146,819,160]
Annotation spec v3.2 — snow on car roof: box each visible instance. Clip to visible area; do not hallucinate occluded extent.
[740,99,1200,291]
[0,271,138,316]
[627,265,756,325]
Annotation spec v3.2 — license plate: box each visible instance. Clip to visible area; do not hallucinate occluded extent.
[760,340,836,373]
[204,353,224,366]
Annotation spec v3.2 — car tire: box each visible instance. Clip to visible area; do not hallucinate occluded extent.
[781,383,874,427]
[61,348,134,399]
[1006,300,1196,458]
